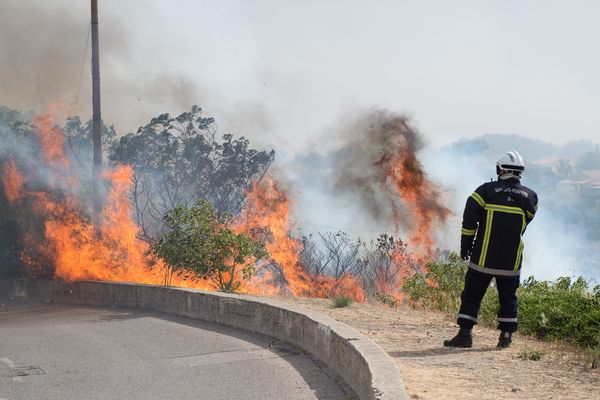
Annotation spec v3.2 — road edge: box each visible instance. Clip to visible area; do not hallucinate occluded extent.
[0,279,409,400]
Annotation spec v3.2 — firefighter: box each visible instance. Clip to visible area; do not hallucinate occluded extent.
[444,150,538,348]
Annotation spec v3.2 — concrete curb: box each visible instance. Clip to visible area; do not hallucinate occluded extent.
[1,279,409,400]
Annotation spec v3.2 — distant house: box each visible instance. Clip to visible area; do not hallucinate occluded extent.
[559,170,600,199]
[528,157,573,187]
[530,156,573,173]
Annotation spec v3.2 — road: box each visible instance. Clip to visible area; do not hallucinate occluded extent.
[0,298,354,400]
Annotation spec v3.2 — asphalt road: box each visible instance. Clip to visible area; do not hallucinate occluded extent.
[0,298,354,400]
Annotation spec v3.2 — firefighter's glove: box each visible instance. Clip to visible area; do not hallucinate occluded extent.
[460,235,474,261]
[460,248,471,261]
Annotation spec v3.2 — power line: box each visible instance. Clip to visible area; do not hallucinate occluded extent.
[71,23,91,106]
[293,221,401,235]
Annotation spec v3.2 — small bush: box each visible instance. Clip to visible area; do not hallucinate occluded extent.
[518,349,544,361]
[331,295,352,308]
[376,292,399,307]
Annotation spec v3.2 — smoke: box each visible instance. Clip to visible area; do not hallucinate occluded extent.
[284,109,451,256]
[333,109,449,224]
[332,110,416,221]
[0,1,118,111]
[0,0,206,134]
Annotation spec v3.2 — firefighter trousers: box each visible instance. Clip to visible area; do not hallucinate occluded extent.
[457,269,520,333]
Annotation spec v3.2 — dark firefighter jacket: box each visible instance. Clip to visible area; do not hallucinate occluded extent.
[461,177,538,277]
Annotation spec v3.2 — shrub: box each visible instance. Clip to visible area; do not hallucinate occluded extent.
[376,292,399,307]
[148,199,267,292]
[403,253,498,319]
[518,276,600,348]
[331,295,352,308]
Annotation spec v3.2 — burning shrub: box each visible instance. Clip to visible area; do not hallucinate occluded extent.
[148,199,267,292]
[332,110,451,257]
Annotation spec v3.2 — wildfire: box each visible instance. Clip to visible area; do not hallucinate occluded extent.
[2,107,211,290]
[1,106,444,304]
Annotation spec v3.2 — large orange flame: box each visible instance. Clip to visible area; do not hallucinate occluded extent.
[380,151,450,258]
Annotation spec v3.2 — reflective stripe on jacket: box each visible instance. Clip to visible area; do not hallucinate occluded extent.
[461,177,538,276]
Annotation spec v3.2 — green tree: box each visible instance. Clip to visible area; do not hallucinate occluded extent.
[148,199,267,292]
[110,105,275,242]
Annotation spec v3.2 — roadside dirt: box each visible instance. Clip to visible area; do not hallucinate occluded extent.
[276,297,600,400]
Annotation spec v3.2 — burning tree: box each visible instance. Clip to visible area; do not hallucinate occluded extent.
[148,199,266,291]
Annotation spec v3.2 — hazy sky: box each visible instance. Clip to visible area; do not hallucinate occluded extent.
[2,0,600,153]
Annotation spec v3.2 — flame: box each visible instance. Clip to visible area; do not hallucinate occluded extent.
[237,178,366,302]
[16,163,215,289]
[1,108,210,289]
[2,158,24,203]
[33,114,68,166]
[380,148,450,258]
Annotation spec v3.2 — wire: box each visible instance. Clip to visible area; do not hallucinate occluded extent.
[293,221,399,234]
[71,23,91,106]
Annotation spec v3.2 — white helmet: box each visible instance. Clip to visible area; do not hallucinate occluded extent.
[496,150,525,177]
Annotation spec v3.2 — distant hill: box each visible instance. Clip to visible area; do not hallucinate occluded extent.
[446,133,598,162]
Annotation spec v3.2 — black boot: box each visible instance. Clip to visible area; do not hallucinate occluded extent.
[497,331,512,348]
[443,328,473,348]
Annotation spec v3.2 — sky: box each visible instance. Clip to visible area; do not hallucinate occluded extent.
[2,0,600,155]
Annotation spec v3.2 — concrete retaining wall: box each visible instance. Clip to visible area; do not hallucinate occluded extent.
[1,279,409,400]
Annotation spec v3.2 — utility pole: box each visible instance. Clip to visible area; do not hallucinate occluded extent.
[91,0,102,225]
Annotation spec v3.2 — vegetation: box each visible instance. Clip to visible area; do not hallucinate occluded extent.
[375,292,399,307]
[518,349,544,361]
[148,199,266,292]
[0,105,274,278]
[300,232,417,301]
[331,295,352,308]
[403,253,600,359]
[110,105,275,241]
